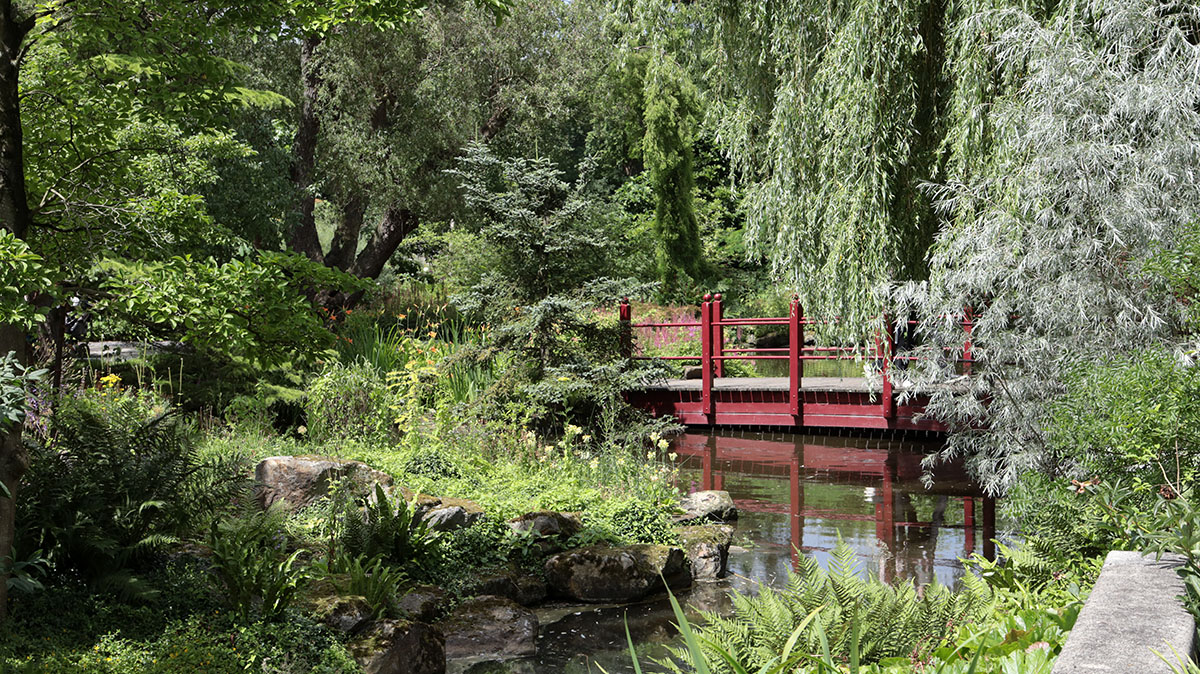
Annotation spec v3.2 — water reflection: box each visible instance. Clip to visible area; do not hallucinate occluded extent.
[673,430,995,588]
[451,430,997,674]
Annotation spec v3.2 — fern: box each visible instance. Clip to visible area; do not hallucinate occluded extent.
[665,539,992,673]
[323,482,437,572]
[18,410,251,599]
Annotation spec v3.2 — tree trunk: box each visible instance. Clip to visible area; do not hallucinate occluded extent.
[0,1,30,240]
[0,0,32,622]
[351,207,418,281]
[324,193,366,272]
[288,34,325,262]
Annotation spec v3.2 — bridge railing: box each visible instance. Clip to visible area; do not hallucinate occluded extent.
[618,295,974,421]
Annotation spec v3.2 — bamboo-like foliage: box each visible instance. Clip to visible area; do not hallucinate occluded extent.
[893,0,1200,490]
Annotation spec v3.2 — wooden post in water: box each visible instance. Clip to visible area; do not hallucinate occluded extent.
[619,297,632,361]
[702,433,716,491]
[876,454,898,584]
[701,294,714,424]
[964,496,976,556]
[881,315,895,420]
[790,449,804,570]
[983,496,997,561]
[789,296,803,422]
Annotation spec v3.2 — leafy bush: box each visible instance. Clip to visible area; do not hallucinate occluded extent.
[18,407,249,599]
[208,506,307,622]
[1048,349,1200,495]
[304,361,398,442]
[666,540,992,671]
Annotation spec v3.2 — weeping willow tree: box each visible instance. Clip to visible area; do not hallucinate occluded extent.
[892,0,1200,491]
[706,0,958,333]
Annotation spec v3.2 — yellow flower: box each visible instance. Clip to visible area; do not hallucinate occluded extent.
[668,452,678,461]
[657,439,669,450]
[646,451,654,460]
[99,373,121,387]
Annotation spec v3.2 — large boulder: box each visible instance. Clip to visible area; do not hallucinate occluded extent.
[398,584,448,622]
[311,594,375,635]
[676,490,738,523]
[507,511,582,553]
[543,544,691,603]
[676,525,734,581]
[255,455,393,509]
[438,595,538,660]
[463,569,548,606]
[350,620,445,674]
[421,497,485,532]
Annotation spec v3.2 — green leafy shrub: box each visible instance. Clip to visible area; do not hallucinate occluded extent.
[403,452,462,480]
[208,506,307,622]
[18,407,249,599]
[667,540,992,671]
[304,361,398,442]
[1048,349,1200,495]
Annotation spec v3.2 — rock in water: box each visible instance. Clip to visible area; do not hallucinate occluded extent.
[350,620,445,674]
[463,569,548,606]
[543,544,691,603]
[676,490,738,523]
[676,525,734,580]
[439,595,538,660]
[255,455,393,509]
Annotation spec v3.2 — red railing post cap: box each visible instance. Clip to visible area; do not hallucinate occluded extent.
[621,296,629,304]
[714,293,722,301]
[703,293,713,302]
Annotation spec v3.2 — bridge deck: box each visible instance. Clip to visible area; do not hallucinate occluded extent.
[628,376,944,432]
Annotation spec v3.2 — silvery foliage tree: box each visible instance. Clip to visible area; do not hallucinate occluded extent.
[892,0,1200,493]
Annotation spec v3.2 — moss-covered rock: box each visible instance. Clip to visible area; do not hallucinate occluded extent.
[675,525,734,580]
[543,544,691,603]
[463,568,548,606]
[398,583,448,622]
[438,595,538,660]
[349,619,445,674]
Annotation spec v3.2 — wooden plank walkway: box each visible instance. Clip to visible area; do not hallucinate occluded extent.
[627,376,945,432]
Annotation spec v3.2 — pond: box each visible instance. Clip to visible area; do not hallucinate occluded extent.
[453,429,998,674]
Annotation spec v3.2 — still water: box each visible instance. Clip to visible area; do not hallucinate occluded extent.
[453,430,997,674]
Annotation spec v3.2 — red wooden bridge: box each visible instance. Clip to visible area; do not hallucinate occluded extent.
[622,295,974,432]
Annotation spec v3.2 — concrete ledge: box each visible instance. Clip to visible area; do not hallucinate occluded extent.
[1052,551,1195,673]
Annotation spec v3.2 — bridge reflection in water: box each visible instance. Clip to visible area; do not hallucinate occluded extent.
[671,431,996,587]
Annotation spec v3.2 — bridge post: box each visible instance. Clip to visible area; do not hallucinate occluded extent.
[701,294,714,423]
[880,315,895,419]
[712,294,725,378]
[619,297,632,361]
[789,296,803,422]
